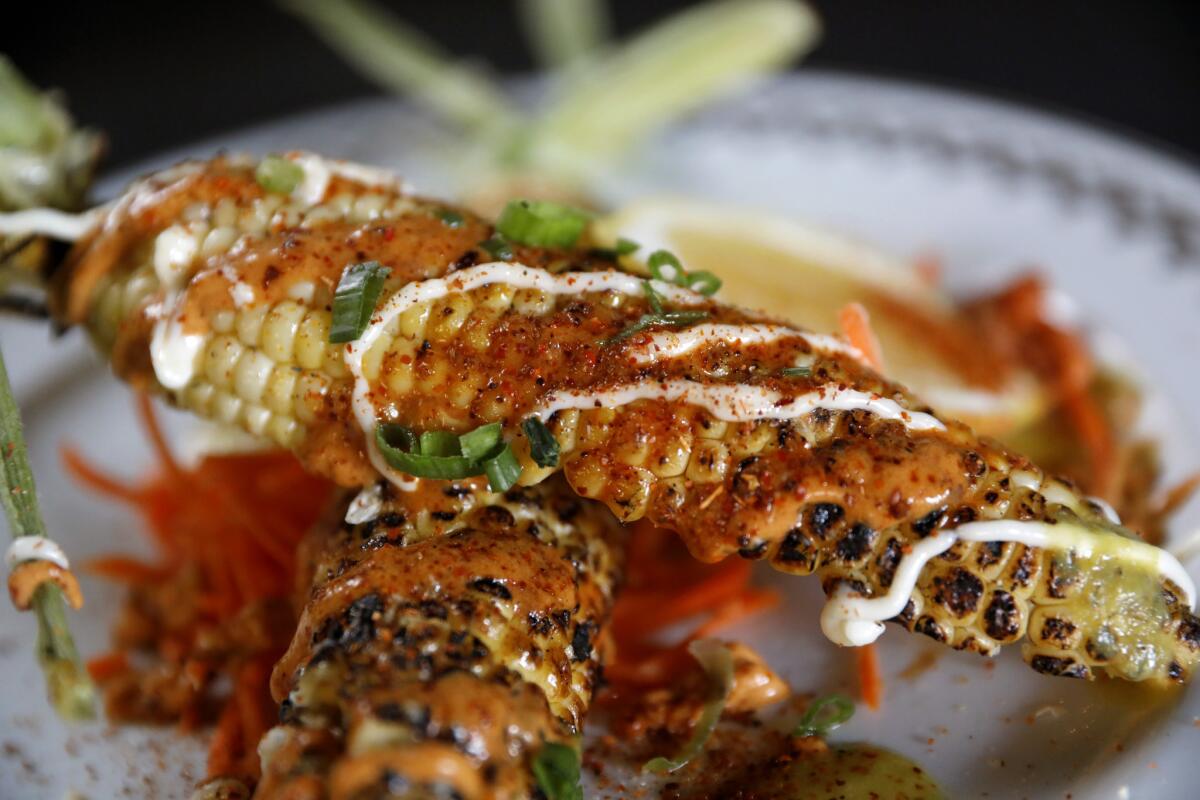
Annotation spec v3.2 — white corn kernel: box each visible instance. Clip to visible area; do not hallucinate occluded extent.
[242,404,272,437]
[232,349,275,404]
[213,198,238,228]
[204,335,244,389]
[293,373,329,424]
[267,416,301,448]
[213,391,244,425]
[211,309,235,334]
[201,226,239,257]
[236,304,268,346]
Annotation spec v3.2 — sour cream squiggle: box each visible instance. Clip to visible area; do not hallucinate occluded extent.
[0,207,103,241]
[286,152,409,207]
[820,518,1196,647]
[628,323,868,366]
[5,536,70,571]
[531,381,944,431]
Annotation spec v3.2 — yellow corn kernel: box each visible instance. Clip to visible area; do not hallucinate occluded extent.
[686,439,730,484]
[202,226,239,257]
[295,310,332,370]
[262,301,307,363]
[578,409,617,449]
[361,332,392,382]
[383,339,419,396]
[427,294,474,341]
[728,421,776,459]
[477,283,515,311]
[549,410,580,455]
[398,302,431,339]
[351,194,387,222]
[695,415,728,440]
[264,365,299,416]
[211,309,236,334]
[293,372,330,425]
[182,382,215,417]
[213,197,238,228]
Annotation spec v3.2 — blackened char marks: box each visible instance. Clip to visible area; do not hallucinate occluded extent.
[932,568,984,617]
[835,523,876,563]
[983,591,1020,641]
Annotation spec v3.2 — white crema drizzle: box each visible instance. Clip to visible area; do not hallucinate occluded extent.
[820,516,1197,648]
[627,323,869,366]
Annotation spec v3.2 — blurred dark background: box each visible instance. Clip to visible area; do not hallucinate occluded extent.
[5,0,1200,169]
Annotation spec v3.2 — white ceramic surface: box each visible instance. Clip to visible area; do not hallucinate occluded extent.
[3,72,1200,799]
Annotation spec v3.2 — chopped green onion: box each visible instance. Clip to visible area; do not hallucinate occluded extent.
[643,280,664,315]
[496,199,590,248]
[793,693,855,738]
[590,237,641,261]
[522,417,560,468]
[604,309,709,345]
[532,741,583,800]
[0,349,94,720]
[482,443,522,492]
[255,156,304,194]
[376,424,479,480]
[647,249,721,296]
[420,430,460,457]
[480,234,514,261]
[647,249,684,283]
[780,365,811,378]
[644,638,733,773]
[459,421,502,462]
[436,208,464,228]
[686,270,722,296]
[330,261,392,343]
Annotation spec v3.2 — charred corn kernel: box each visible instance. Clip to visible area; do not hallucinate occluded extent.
[649,434,693,478]
[236,303,268,347]
[512,288,555,317]
[695,415,728,440]
[656,476,689,514]
[204,335,243,390]
[262,301,307,363]
[427,294,473,341]
[686,439,730,484]
[295,310,332,370]
[728,421,775,459]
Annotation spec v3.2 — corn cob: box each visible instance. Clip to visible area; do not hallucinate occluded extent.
[255,475,623,799]
[51,154,1200,685]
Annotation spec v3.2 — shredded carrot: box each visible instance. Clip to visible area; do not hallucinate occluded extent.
[856,643,884,710]
[85,651,130,683]
[64,394,335,783]
[839,302,886,372]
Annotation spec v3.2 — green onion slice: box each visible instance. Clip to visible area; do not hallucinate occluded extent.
[604,309,709,345]
[496,199,590,248]
[376,424,479,480]
[330,261,392,343]
[780,365,812,378]
[419,430,460,458]
[793,693,855,738]
[522,416,560,468]
[480,234,515,261]
[482,443,522,492]
[686,270,722,296]
[644,638,733,773]
[647,249,684,283]
[459,422,502,462]
[532,741,583,800]
[255,155,304,194]
[436,208,465,227]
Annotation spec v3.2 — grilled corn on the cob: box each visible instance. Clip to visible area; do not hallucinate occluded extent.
[49,154,1200,685]
[256,476,623,799]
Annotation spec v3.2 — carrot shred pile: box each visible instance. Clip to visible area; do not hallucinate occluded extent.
[66,394,334,782]
[606,521,779,690]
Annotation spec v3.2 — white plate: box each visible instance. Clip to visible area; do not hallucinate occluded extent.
[3,72,1200,799]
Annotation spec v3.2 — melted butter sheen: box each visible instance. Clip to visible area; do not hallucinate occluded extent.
[741,744,946,800]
